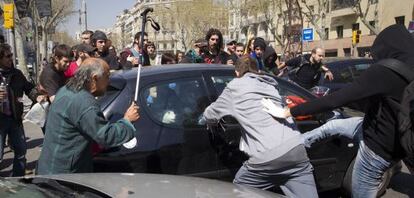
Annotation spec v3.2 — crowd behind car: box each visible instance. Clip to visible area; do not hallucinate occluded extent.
[0,24,413,198]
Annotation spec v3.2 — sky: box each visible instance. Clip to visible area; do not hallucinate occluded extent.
[59,0,136,37]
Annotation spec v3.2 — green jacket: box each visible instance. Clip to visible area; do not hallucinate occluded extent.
[37,86,135,174]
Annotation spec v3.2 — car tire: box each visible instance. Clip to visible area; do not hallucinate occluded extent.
[341,158,392,198]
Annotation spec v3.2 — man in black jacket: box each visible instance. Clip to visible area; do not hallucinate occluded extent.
[91,30,120,70]
[39,44,71,103]
[263,25,414,198]
[284,47,333,90]
[0,44,38,176]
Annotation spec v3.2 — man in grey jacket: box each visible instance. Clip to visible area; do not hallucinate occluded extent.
[203,56,317,197]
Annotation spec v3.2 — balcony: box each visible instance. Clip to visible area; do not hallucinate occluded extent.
[331,0,356,11]
[330,0,357,18]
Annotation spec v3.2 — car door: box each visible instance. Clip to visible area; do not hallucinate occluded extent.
[136,72,219,178]
[203,72,357,190]
[95,71,219,178]
[276,79,357,190]
[203,70,248,180]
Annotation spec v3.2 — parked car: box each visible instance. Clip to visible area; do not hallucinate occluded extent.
[318,58,374,93]
[4,173,281,197]
[92,64,392,196]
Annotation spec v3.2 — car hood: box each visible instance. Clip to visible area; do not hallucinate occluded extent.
[16,173,283,198]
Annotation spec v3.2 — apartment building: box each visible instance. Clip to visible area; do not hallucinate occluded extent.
[228,0,414,57]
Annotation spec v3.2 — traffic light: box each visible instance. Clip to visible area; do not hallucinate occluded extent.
[3,3,14,29]
[352,30,361,45]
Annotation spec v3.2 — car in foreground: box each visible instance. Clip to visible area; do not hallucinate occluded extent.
[93,64,392,196]
[3,173,281,197]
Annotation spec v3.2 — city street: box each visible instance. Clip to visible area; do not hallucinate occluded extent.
[0,119,412,197]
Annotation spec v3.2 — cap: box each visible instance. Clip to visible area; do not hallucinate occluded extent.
[227,40,237,45]
[194,38,207,48]
[91,30,108,41]
[77,43,97,53]
[253,37,267,51]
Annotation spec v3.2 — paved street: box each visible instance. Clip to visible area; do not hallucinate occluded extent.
[0,120,412,197]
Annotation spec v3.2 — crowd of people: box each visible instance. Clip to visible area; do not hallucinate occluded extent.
[0,23,413,198]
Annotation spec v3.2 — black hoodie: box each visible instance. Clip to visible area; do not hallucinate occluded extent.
[291,25,414,161]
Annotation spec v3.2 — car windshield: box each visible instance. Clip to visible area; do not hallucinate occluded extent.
[0,179,47,198]
[12,178,110,198]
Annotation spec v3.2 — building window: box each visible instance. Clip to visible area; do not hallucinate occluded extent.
[344,48,351,57]
[395,16,405,25]
[324,28,329,39]
[163,43,167,49]
[325,50,338,57]
[352,23,360,31]
[171,43,175,49]
[369,0,378,3]
[369,20,376,35]
[336,25,343,39]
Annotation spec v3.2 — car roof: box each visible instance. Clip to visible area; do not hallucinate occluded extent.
[324,57,373,64]
[107,63,316,99]
[110,64,235,80]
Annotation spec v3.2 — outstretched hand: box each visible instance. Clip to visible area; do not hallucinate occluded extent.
[324,71,334,81]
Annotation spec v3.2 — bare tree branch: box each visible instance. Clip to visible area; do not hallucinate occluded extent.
[299,0,328,40]
[352,0,379,35]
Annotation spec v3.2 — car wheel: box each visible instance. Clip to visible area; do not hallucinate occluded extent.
[341,158,393,198]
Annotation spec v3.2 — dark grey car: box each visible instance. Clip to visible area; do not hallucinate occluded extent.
[92,64,395,196]
[4,173,283,197]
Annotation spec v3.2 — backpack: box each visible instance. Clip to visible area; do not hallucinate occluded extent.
[287,56,308,79]
[377,58,414,158]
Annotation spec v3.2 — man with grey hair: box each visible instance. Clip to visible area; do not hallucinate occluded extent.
[37,58,140,174]
[284,47,334,90]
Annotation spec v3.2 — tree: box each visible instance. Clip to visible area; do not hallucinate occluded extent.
[352,0,379,35]
[299,0,329,40]
[0,0,30,77]
[242,0,302,54]
[31,0,75,61]
[164,0,228,52]
[51,31,76,46]
[109,32,123,52]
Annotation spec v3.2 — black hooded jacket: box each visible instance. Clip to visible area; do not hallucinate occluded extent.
[290,25,414,161]
[0,67,37,122]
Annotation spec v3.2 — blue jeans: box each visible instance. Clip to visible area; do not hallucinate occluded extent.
[0,115,27,176]
[302,117,363,148]
[352,141,394,198]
